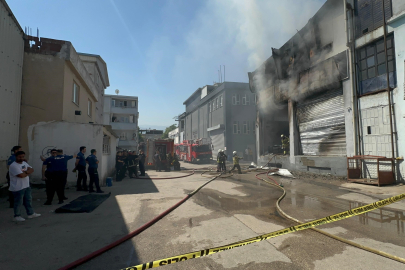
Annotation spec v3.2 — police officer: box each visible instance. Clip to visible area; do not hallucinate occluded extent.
[138,150,146,176]
[6,146,22,208]
[42,149,57,205]
[86,149,104,193]
[75,146,88,191]
[230,151,243,174]
[45,149,75,204]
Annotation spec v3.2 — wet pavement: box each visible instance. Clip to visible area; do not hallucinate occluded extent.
[1,164,405,270]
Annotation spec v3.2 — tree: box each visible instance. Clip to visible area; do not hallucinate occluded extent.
[162,124,177,139]
[138,131,144,143]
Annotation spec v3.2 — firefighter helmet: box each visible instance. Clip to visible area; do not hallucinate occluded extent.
[218,149,222,153]
[233,151,237,155]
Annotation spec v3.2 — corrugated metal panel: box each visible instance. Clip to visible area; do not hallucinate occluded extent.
[355,0,392,37]
[0,1,24,160]
[210,129,224,160]
[296,88,346,156]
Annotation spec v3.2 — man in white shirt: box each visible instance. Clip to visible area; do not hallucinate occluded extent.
[9,151,41,222]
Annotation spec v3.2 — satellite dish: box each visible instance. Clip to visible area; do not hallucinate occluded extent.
[115,89,119,95]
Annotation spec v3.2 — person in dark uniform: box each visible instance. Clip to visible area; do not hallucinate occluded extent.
[42,149,57,205]
[86,149,103,193]
[75,146,88,191]
[6,146,22,208]
[173,153,180,171]
[138,150,146,176]
[44,150,74,204]
[166,152,174,172]
[122,150,129,177]
[220,150,228,172]
[154,150,161,172]
[115,151,124,181]
[127,151,139,178]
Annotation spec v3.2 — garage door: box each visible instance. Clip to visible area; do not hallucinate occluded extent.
[210,129,225,160]
[296,88,346,156]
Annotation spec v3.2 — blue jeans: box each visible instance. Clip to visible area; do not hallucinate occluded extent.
[12,187,34,217]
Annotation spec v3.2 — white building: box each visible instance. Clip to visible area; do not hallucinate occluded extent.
[168,128,180,144]
[0,0,24,186]
[104,94,139,150]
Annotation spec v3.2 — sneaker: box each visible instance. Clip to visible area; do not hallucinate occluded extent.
[27,213,41,219]
[13,216,25,222]
[96,190,104,194]
[43,201,52,205]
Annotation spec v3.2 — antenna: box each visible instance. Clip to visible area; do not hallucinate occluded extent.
[223,65,225,82]
[115,89,119,95]
[220,65,222,82]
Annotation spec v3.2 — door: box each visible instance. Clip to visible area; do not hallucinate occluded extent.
[296,88,346,156]
[210,129,225,160]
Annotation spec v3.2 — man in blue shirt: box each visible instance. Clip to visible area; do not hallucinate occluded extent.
[86,149,103,193]
[44,149,74,205]
[6,146,22,208]
[75,146,88,191]
[42,149,58,205]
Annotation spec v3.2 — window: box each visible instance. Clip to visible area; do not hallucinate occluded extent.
[111,99,115,107]
[242,94,250,105]
[355,0,392,38]
[209,102,211,112]
[252,121,255,134]
[213,100,216,111]
[233,121,240,134]
[120,132,127,140]
[87,99,92,117]
[216,98,219,109]
[103,136,111,155]
[232,94,240,105]
[220,95,223,107]
[73,83,79,105]
[243,121,249,134]
[132,101,136,108]
[357,35,396,95]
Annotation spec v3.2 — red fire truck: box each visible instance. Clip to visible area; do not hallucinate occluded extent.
[145,138,174,169]
[175,139,212,163]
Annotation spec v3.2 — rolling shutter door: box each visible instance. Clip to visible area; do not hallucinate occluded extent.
[210,129,224,160]
[296,88,346,156]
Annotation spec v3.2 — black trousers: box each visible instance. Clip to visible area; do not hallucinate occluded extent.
[6,172,14,207]
[230,164,242,174]
[139,161,145,176]
[128,165,138,178]
[46,171,65,202]
[118,165,127,180]
[155,162,161,172]
[88,168,101,191]
[76,165,88,190]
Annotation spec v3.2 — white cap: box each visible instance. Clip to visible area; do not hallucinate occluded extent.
[218,149,222,153]
[233,151,237,155]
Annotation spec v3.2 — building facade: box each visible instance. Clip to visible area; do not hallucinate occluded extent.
[19,36,117,184]
[249,0,405,181]
[103,94,139,150]
[168,128,180,144]
[180,82,256,161]
[0,0,24,186]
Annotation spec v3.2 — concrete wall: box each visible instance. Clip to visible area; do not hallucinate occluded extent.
[27,121,108,185]
[0,0,24,185]
[100,127,117,182]
[19,53,65,156]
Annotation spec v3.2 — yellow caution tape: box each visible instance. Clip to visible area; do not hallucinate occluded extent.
[123,193,405,269]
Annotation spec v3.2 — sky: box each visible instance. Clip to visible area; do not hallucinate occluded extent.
[8,0,326,128]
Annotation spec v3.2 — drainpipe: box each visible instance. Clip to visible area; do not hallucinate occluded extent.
[382,0,396,178]
[346,1,362,156]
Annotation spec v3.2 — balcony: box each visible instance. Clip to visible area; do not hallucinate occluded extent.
[110,122,137,130]
[110,106,138,115]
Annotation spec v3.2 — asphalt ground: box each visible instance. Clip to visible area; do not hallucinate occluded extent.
[1,162,405,270]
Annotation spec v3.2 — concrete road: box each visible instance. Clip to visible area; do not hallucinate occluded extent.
[1,163,405,270]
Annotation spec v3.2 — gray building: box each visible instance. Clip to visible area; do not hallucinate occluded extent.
[179,82,256,160]
[0,0,24,186]
[249,0,405,182]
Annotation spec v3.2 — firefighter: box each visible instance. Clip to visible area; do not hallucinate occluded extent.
[281,135,290,155]
[220,150,227,172]
[154,150,162,172]
[138,150,146,176]
[167,152,174,172]
[173,153,181,171]
[216,149,222,172]
[116,151,125,181]
[230,151,243,174]
[127,151,139,178]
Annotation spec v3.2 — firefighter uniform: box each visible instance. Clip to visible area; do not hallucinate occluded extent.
[281,135,290,155]
[230,153,243,174]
